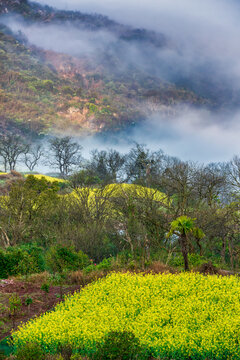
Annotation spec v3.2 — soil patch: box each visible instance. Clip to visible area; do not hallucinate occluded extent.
[0,278,80,341]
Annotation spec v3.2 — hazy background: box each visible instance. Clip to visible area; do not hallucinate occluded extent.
[2,0,240,162]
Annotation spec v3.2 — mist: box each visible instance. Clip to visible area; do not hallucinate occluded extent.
[1,17,118,57]
[1,0,240,162]
[78,106,240,163]
[31,0,240,88]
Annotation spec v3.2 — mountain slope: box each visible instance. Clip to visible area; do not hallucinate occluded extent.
[0,0,206,137]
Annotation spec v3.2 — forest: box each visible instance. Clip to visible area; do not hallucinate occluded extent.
[0,134,239,273]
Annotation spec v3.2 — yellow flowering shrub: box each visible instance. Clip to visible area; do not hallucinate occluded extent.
[12,272,240,359]
[24,174,67,183]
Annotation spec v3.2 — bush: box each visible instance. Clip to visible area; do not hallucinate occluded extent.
[0,245,45,278]
[15,253,38,277]
[169,254,184,267]
[94,331,147,360]
[83,258,112,274]
[169,253,208,268]
[77,251,90,270]
[5,248,25,277]
[0,250,9,278]
[15,342,44,360]
[96,258,112,271]
[188,253,207,267]
[57,344,73,360]
[0,248,28,278]
[46,246,89,274]
[20,244,45,272]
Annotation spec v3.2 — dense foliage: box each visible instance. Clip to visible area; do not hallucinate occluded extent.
[0,140,239,273]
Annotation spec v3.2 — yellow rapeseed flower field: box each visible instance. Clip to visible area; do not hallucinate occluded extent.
[12,272,240,359]
[24,174,67,183]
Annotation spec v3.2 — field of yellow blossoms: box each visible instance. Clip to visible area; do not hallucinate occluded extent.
[12,272,240,359]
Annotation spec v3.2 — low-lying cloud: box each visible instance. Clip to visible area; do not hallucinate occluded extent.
[2,18,116,57]
[34,0,240,85]
[1,0,240,161]
[78,106,240,163]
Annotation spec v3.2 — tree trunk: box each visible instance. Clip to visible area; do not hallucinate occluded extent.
[228,237,234,271]
[180,235,189,271]
[221,238,226,264]
[196,239,203,256]
[1,228,10,248]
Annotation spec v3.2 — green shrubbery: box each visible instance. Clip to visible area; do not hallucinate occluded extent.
[169,253,209,268]
[0,245,90,279]
[15,342,44,360]
[94,331,147,360]
[0,244,44,279]
[83,258,113,274]
[46,246,90,274]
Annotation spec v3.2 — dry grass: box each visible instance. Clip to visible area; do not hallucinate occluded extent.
[68,270,107,287]
[147,261,176,274]
[27,272,50,286]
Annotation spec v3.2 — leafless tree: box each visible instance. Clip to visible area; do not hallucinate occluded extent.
[228,156,240,191]
[0,134,28,171]
[24,144,44,172]
[48,136,82,178]
[86,149,125,184]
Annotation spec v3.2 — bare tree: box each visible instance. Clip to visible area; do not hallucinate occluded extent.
[194,163,227,207]
[24,144,44,172]
[49,136,82,178]
[228,156,240,192]
[161,159,197,216]
[124,143,166,186]
[86,149,125,184]
[0,134,28,171]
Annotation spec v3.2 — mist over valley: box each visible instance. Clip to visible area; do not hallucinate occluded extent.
[0,0,240,161]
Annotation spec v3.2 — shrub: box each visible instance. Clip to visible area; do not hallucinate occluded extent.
[57,344,73,360]
[77,251,90,270]
[96,258,112,271]
[15,253,38,277]
[15,342,44,360]
[188,253,207,267]
[0,245,45,278]
[61,86,75,96]
[83,258,112,274]
[170,253,209,268]
[20,244,45,273]
[9,294,22,328]
[46,246,77,274]
[94,331,146,360]
[45,246,88,299]
[4,248,25,277]
[169,254,184,267]
[0,250,9,279]
[41,283,50,294]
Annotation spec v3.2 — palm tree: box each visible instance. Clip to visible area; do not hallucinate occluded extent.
[167,216,205,271]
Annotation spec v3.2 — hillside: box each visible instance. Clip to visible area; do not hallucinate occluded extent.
[0,0,206,137]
